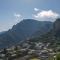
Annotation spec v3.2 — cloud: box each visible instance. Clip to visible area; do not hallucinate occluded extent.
[14,13,23,24]
[34,8,39,11]
[33,10,59,22]
[14,13,22,18]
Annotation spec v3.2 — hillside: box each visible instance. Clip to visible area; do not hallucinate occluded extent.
[0,19,53,48]
[28,18,60,49]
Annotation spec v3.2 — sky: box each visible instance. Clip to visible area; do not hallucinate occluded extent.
[0,0,60,32]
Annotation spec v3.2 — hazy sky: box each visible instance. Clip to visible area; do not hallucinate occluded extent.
[0,0,60,32]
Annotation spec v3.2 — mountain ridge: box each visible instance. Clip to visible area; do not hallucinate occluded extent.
[29,18,60,44]
[0,19,53,48]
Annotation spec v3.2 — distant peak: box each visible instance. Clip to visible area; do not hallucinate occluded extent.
[54,18,60,31]
[55,18,60,22]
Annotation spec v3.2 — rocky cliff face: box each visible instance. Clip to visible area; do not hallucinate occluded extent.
[53,18,60,37]
[54,18,60,32]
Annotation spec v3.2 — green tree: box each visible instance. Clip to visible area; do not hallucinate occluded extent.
[56,53,60,60]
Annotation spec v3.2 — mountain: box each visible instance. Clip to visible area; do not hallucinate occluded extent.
[28,18,60,48]
[53,18,60,37]
[41,18,60,43]
[31,21,53,38]
[0,19,53,48]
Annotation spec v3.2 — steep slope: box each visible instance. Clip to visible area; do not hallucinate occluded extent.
[42,18,60,43]
[0,19,53,48]
[53,18,60,37]
[29,18,60,46]
[31,21,53,38]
